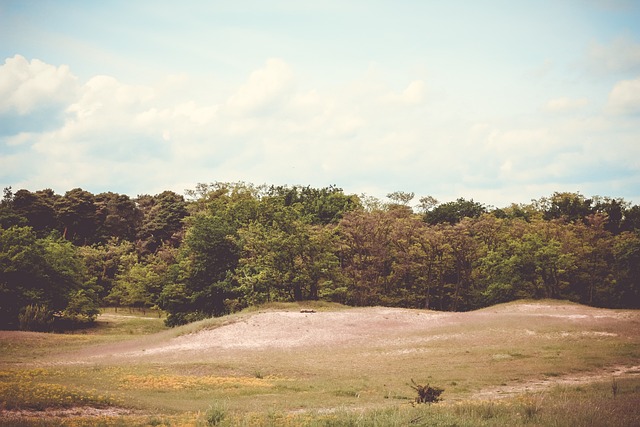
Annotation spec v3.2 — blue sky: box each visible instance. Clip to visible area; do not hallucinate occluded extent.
[1,0,639,207]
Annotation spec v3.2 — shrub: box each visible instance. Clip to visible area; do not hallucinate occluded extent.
[165,311,208,327]
[204,402,227,426]
[410,379,444,404]
[61,289,100,323]
[18,304,54,331]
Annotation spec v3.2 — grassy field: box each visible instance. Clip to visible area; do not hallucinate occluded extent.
[0,300,639,426]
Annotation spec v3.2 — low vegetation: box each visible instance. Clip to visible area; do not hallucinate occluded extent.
[0,301,638,425]
[410,379,444,404]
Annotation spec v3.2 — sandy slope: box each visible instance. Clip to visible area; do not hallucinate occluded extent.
[72,301,638,367]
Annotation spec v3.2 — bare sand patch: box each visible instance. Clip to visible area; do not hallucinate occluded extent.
[473,365,640,399]
[117,308,449,357]
[58,301,638,368]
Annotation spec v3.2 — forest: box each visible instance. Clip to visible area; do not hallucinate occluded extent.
[1,183,639,330]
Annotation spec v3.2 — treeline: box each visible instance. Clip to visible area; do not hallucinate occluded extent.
[1,183,638,330]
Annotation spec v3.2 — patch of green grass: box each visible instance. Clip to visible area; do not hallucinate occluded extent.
[333,388,361,398]
[89,309,168,336]
[0,310,168,364]
[193,379,640,427]
[0,332,97,364]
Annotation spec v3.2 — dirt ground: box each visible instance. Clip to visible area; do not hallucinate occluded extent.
[78,303,630,356]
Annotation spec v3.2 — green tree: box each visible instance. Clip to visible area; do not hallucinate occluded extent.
[479,219,575,304]
[424,198,486,225]
[386,191,415,210]
[12,189,59,236]
[160,183,266,325]
[137,191,188,254]
[264,184,360,225]
[78,239,137,300]
[111,261,162,309]
[55,188,98,245]
[181,214,239,316]
[479,218,538,304]
[413,224,451,310]
[385,210,434,307]
[0,226,98,329]
[540,192,594,224]
[237,205,339,304]
[0,226,49,328]
[621,204,640,232]
[95,192,142,242]
[443,219,481,311]
[611,231,640,308]
[337,208,397,306]
[0,187,28,229]
[567,214,615,305]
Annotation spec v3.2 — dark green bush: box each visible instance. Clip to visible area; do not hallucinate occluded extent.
[18,304,54,331]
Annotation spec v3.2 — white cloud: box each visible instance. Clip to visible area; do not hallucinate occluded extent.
[0,55,78,115]
[5,132,34,146]
[545,97,589,113]
[587,36,640,75]
[68,75,155,120]
[226,58,295,113]
[382,80,426,105]
[606,76,640,115]
[486,128,553,153]
[1,55,639,207]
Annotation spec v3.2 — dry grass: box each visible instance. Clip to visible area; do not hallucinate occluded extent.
[1,300,639,425]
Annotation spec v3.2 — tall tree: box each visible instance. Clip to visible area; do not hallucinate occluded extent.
[0,187,27,229]
[568,214,615,305]
[55,188,98,245]
[386,191,415,209]
[0,226,98,329]
[181,213,239,316]
[237,204,339,304]
[444,219,481,311]
[541,192,594,223]
[424,198,486,225]
[611,231,640,308]
[12,189,59,236]
[337,209,396,306]
[79,239,137,300]
[264,184,360,225]
[137,191,188,254]
[95,192,142,242]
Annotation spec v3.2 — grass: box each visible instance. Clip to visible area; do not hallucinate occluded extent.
[0,371,119,411]
[3,380,639,426]
[0,308,168,365]
[0,300,639,426]
[92,307,168,336]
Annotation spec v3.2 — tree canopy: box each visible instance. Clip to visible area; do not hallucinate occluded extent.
[1,183,638,330]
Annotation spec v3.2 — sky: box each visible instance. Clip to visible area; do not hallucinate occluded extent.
[1,0,640,208]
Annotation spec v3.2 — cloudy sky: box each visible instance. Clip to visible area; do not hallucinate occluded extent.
[1,0,639,208]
